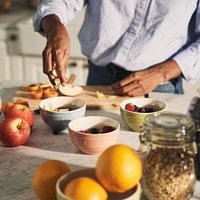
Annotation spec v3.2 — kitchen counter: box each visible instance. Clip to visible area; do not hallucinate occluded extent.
[0,83,200,200]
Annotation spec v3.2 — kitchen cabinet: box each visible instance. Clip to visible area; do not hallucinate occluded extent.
[0,39,10,81]
[15,7,87,85]
[0,2,88,85]
[23,56,48,82]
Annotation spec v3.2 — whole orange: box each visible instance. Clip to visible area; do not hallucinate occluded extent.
[64,177,108,200]
[32,160,71,200]
[96,144,142,193]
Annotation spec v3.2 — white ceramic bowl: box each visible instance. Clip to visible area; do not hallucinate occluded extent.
[39,96,86,132]
[56,168,141,200]
[120,97,166,132]
[68,116,120,155]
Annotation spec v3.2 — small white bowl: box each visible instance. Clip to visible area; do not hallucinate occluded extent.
[56,168,141,200]
[39,96,86,132]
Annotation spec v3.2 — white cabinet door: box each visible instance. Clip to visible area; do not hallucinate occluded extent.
[23,56,49,83]
[0,42,10,81]
[67,59,88,85]
[9,55,23,81]
[23,57,88,85]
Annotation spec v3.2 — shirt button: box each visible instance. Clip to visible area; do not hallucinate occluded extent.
[139,0,144,5]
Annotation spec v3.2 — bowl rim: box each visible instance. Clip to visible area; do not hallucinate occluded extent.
[39,96,86,114]
[120,97,166,115]
[68,116,120,136]
[56,168,96,200]
[56,167,141,200]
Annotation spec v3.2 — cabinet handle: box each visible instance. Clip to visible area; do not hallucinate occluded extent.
[69,62,77,67]
[83,64,88,68]
[9,34,18,41]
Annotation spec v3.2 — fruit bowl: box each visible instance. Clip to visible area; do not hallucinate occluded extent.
[56,168,141,200]
[120,97,166,132]
[39,96,86,132]
[68,116,120,155]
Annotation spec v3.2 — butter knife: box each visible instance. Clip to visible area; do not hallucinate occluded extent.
[189,97,200,180]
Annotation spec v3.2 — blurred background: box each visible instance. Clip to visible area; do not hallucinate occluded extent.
[0,0,199,95]
[0,0,88,86]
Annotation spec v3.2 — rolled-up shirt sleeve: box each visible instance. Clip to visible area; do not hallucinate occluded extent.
[33,0,85,36]
[173,1,200,85]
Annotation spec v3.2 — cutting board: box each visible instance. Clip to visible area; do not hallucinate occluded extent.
[12,85,131,110]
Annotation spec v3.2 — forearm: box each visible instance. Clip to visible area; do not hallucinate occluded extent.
[150,60,182,84]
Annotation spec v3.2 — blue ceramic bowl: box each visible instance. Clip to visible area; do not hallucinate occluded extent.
[39,96,86,132]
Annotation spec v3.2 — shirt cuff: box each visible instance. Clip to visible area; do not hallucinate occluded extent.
[173,49,200,85]
[32,4,68,36]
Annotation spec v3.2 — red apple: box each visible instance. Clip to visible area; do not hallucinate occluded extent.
[0,117,30,147]
[6,104,34,127]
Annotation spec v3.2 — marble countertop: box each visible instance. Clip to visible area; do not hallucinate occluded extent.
[0,84,200,200]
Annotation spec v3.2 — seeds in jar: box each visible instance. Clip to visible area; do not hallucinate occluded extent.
[141,147,196,200]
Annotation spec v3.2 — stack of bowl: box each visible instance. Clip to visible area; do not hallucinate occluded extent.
[120,98,166,132]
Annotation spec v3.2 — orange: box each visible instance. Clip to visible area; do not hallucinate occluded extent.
[64,177,108,200]
[96,144,142,193]
[32,160,71,200]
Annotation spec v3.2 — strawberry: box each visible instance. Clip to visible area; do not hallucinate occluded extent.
[101,126,115,133]
[125,103,136,111]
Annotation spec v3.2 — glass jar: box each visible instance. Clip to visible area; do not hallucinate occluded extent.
[139,112,197,200]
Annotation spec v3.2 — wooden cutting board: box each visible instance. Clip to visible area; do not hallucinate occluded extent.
[12,85,131,110]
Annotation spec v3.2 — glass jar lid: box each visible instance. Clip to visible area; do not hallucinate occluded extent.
[143,112,196,145]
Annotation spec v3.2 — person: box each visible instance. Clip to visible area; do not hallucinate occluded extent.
[33,0,200,97]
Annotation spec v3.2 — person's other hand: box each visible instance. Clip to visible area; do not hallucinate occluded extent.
[42,15,70,87]
[109,60,181,97]
[109,68,161,97]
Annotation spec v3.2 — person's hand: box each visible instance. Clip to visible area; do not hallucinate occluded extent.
[109,60,182,97]
[42,15,70,87]
[109,68,162,97]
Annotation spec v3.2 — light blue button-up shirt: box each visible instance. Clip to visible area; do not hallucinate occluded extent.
[33,0,200,85]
